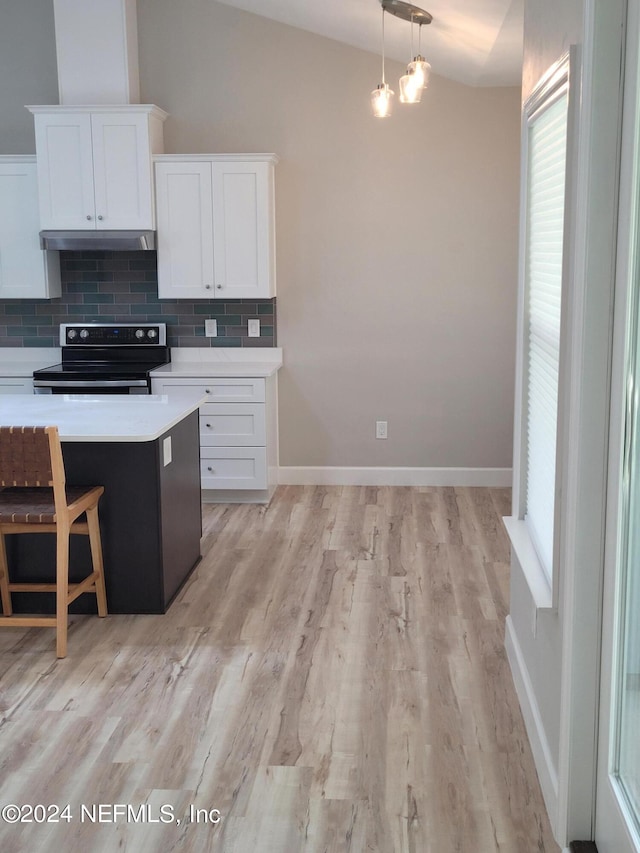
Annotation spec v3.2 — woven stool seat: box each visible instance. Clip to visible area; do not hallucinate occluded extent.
[0,486,101,524]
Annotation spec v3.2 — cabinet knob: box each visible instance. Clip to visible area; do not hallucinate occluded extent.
[205,285,212,290]
[86,215,92,220]
[216,284,223,290]
[205,423,212,428]
[207,466,214,472]
[205,389,210,394]
[97,215,103,221]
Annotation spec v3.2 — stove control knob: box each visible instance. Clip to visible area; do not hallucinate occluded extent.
[67,329,77,340]
[147,329,157,339]
[135,329,146,339]
[79,329,89,340]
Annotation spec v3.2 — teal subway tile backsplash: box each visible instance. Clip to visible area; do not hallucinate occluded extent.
[0,251,277,348]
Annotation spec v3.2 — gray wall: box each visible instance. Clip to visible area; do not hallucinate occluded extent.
[0,0,521,471]
[0,0,58,153]
[137,0,521,469]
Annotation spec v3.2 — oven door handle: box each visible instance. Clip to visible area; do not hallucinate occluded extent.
[33,379,149,388]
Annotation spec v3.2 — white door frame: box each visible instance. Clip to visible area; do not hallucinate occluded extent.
[595,0,640,847]
[554,0,627,845]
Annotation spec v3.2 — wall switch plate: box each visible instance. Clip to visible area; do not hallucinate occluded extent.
[205,319,217,337]
[248,318,260,337]
[376,420,388,439]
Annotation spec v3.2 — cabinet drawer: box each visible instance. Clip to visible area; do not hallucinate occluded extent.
[200,447,267,490]
[154,377,265,403]
[199,404,266,446]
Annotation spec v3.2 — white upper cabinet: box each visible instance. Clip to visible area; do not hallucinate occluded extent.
[28,105,167,231]
[155,155,277,300]
[155,160,215,300]
[0,157,61,299]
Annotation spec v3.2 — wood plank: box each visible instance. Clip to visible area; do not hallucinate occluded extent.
[0,485,559,852]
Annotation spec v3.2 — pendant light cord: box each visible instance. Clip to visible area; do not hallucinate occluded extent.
[381,7,386,84]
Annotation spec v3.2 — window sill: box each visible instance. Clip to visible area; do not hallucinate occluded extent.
[502,516,555,612]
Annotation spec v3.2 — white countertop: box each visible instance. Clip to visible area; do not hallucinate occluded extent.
[0,348,61,377]
[151,361,281,378]
[151,347,283,379]
[0,391,205,442]
[0,347,282,379]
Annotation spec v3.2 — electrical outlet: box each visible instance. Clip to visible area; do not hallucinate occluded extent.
[376,420,388,439]
[205,319,217,337]
[248,318,260,337]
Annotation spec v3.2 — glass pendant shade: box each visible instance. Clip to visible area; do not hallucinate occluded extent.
[399,70,422,103]
[371,82,394,117]
[408,55,431,89]
[369,3,432,117]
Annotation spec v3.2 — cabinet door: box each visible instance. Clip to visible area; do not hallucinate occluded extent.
[211,162,274,299]
[34,112,95,229]
[91,112,154,230]
[0,161,61,299]
[156,161,215,299]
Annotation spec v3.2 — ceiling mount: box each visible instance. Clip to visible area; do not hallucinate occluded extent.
[380,0,432,26]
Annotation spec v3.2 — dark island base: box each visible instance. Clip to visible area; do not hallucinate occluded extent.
[3,410,202,615]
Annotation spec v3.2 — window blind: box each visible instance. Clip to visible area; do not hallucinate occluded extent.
[525,93,569,581]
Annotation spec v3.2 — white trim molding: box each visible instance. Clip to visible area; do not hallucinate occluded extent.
[278,466,512,487]
[556,0,627,846]
[503,517,554,612]
[505,615,559,825]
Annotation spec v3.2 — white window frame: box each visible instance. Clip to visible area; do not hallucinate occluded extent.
[505,51,576,613]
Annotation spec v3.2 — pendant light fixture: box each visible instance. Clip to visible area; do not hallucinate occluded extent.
[399,14,422,104]
[372,0,433,117]
[408,15,431,90]
[371,6,393,118]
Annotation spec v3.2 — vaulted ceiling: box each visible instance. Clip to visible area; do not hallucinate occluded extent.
[217,0,524,87]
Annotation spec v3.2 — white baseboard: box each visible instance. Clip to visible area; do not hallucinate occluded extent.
[278,466,512,487]
[505,615,559,831]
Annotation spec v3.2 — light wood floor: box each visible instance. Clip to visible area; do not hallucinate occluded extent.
[0,485,559,853]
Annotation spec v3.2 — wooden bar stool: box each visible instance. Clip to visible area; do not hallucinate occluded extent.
[0,426,107,658]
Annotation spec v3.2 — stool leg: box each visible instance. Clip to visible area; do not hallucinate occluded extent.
[86,506,107,617]
[0,531,12,616]
[56,523,70,659]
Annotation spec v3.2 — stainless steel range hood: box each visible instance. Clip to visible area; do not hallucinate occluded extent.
[40,230,156,251]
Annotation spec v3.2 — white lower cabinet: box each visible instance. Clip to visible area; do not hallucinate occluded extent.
[151,375,277,502]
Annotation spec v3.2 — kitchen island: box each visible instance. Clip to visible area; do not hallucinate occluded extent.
[0,392,205,614]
